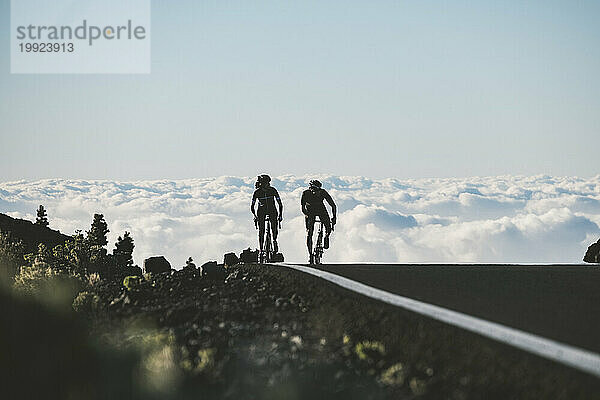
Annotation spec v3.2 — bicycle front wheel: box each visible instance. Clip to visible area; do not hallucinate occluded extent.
[314,227,323,264]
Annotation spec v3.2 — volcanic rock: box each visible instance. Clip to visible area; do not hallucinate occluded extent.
[271,253,285,263]
[583,239,600,263]
[144,256,172,274]
[201,261,226,280]
[224,252,240,267]
[239,248,259,263]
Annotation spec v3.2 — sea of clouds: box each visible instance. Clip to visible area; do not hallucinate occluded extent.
[1,175,599,267]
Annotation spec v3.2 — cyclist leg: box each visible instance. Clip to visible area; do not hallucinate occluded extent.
[269,212,278,252]
[321,213,332,249]
[305,214,315,263]
[257,209,266,251]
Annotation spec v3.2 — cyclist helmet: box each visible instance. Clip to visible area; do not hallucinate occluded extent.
[309,179,322,189]
[257,174,271,187]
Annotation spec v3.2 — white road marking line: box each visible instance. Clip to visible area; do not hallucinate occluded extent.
[279,263,600,377]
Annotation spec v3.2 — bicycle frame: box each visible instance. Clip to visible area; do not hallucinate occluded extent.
[258,214,274,263]
[313,216,324,265]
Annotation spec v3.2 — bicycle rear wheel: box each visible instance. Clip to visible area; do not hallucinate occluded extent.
[313,222,323,264]
[265,220,272,263]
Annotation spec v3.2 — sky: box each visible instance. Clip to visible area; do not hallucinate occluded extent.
[1,175,598,265]
[1,0,599,180]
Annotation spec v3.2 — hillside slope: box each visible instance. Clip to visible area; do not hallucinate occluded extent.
[0,213,72,253]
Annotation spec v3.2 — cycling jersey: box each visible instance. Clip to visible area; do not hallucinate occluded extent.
[301,188,334,216]
[253,186,281,216]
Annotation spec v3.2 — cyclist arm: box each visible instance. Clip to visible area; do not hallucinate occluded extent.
[324,191,337,223]
[251,192,258,219]
[301,191,309,216]
[274,189,284,220]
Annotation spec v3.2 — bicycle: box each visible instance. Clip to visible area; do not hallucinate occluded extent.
[312,216,325,265]
[256,214,281,263]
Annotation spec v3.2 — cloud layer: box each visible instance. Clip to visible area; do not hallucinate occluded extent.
[1,175,599,266]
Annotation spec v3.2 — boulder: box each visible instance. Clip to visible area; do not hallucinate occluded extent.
[271,253,284,263]
[200,261,225,280]
[144,256,171,274]
[583,239,600,263]
[239,248,259,263]
[224,252,240,267]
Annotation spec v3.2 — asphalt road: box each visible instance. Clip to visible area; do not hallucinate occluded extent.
[309,264,600,353]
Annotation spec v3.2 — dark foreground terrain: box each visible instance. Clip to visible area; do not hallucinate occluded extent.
[314,264,600,352]
[3,263,599,400]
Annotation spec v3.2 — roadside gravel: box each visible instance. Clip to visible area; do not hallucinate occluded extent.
[90,263,600,399]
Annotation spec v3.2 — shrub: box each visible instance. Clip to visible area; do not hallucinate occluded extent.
[123,275,143,291]
[355,340,386,361]
[0,231,26,285]
[13,258,86,309]
[88,272,101,287]
[72,291,101,316]
[378,363,406,387]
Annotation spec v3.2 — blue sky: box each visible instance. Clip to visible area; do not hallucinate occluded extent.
[1,0,599,180]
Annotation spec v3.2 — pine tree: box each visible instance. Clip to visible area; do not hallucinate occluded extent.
[87,214,109,247]
[35,205,49,227]
[114,231,135,268]
[85,214,110,276]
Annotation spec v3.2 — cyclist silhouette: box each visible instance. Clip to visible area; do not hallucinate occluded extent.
[251,174,283,253]
[301,179,337,264]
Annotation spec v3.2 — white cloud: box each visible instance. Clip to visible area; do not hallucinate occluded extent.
[0,175,598,266]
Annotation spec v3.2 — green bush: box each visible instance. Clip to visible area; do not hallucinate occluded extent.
[13,258,86,310]
[72,291,101,316]
[123,275,143,291]
[0,231,25,286]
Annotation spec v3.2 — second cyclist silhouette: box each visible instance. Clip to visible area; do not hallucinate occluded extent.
[301,179,337,264]
[251,174,284,254]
